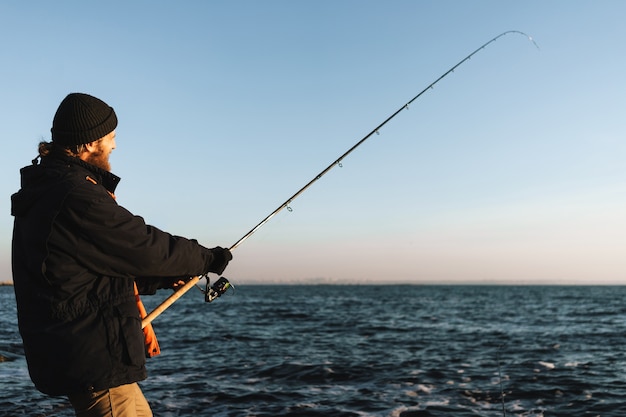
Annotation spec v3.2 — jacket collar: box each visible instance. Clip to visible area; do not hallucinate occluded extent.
[42,153,121,194]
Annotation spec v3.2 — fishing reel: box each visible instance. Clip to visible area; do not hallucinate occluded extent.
[203,276,233,302]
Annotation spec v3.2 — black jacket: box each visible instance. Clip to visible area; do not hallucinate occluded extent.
[11,153,219,396]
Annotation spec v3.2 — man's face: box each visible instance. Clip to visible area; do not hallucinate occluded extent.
[84,131,116,172]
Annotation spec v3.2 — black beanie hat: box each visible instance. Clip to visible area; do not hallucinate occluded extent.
[51,93,118,146]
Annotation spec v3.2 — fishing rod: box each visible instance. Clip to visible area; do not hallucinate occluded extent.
[142,30,538,329]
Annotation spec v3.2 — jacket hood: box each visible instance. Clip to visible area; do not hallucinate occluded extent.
[11,163,55,218]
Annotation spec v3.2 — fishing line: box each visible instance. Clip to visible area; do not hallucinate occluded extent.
[142,30,538,328]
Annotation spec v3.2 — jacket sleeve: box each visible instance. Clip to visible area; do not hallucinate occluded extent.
[57,182,216,280]
[134,276,189,295]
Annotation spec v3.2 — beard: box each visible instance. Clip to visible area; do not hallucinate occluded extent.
[84,143,111,172]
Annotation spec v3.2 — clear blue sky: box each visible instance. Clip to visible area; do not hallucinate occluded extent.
[1,1,625,285]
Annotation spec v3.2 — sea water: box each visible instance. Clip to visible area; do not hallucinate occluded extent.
[1,284,626,416]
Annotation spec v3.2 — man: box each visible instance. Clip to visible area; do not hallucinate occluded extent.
[11,92,232,416]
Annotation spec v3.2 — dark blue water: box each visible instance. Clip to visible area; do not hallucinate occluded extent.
[1,284,626,416]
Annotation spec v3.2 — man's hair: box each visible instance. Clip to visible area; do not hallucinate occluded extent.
[38,141,90,158]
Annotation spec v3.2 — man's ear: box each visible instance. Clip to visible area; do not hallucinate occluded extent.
[83,141,99,153]
[77,140,98,162]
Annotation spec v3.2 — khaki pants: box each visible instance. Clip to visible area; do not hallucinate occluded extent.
[68,383,153,417]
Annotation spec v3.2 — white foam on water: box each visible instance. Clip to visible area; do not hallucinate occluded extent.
[538,361,555,369]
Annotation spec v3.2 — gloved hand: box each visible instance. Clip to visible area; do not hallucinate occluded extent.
[206,246,233,275]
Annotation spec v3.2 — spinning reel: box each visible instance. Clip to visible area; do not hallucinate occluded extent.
[202,276,233,302]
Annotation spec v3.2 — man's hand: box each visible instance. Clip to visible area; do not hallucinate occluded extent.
[171,279,187,290]
[206,247,232,275]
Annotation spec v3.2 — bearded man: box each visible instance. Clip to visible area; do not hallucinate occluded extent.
[11,93,232,417]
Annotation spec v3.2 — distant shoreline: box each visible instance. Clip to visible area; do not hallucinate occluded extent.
[0,282,13,286]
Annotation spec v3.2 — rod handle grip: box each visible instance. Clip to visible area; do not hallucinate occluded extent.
[141,276,201,329]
